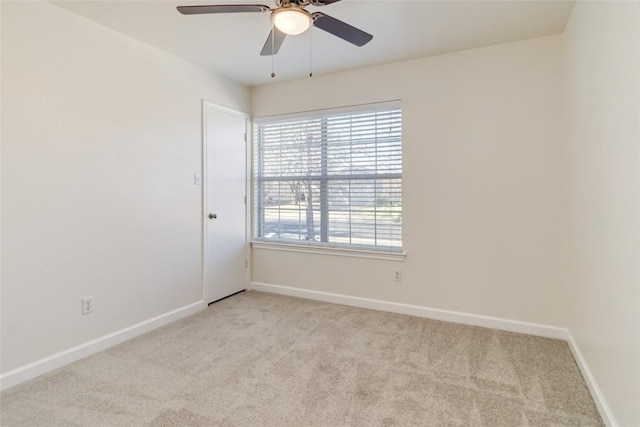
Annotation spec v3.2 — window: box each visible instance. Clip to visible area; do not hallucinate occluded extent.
[253,102,402,252]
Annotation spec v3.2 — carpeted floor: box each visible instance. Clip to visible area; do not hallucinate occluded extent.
[1,291,602,426]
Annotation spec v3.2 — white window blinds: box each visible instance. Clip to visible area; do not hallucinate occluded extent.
[253,102,402,251]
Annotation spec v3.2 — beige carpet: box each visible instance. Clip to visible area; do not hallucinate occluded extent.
[1,291,602,426]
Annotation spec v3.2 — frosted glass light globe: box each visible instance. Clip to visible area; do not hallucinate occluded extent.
[272,7,311,35]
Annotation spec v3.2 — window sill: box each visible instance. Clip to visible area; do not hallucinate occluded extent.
[251,241,406,261]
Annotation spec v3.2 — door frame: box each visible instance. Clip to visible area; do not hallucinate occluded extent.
[201,100,251,303]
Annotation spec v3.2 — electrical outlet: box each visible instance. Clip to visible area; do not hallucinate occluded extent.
[394,270,402,282]
[82,296,94,315]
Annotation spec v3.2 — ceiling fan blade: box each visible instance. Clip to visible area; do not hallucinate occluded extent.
[311,0,342,5]
[312,12,373,47]
[177,4,270,15]
[260,28,287,56]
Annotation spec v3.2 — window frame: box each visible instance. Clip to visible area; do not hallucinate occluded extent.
[251,101,405,259]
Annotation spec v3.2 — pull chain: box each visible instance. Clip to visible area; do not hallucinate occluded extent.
[309,26,313,77]
[271,22,276,78]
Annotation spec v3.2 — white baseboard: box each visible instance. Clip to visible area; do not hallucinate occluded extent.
[2,284,616,427]
[249,281,567,339]
[249,281,615,425]
[565,331,617,427]
[0,300,206,391]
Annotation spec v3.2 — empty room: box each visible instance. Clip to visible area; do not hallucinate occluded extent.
[1,0,638,425]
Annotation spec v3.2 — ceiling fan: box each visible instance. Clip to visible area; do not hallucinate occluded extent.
[177,0,373,56]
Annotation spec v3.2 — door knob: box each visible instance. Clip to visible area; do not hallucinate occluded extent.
[209,213,217,219]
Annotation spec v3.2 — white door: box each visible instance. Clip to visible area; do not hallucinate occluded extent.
[203,102,248,304]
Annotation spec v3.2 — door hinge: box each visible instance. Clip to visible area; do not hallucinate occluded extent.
[245,259,248,269]
[244,133,247,142]
[244,195,247,205]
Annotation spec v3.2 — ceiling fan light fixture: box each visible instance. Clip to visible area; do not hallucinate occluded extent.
[271,7,312,35]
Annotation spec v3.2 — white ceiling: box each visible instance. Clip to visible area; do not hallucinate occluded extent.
[52,0,575,87]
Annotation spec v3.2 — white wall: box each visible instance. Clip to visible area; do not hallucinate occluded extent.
[251,36,567,327]
[1,1,636,423]
[0,1,249,374]
[563,2,640,425]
